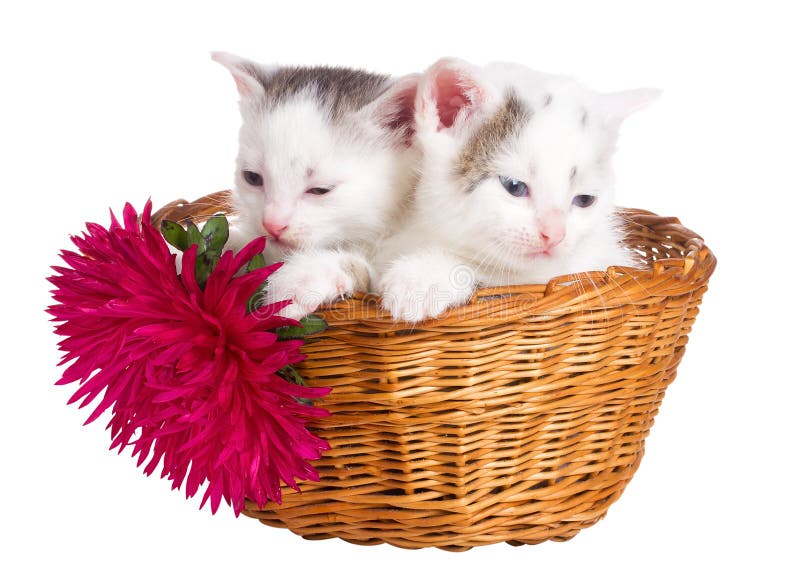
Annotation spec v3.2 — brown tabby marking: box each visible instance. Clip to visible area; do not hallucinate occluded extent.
[243,64,390,119]
[455,93,532,191]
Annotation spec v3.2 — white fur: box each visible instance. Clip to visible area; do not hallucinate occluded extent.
[376,58,658,322]
[214,54,418,318]
[380,250,476,323]
[262,248,371,321]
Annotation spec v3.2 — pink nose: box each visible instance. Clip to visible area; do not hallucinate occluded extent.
[262,222,288,239]
[537,209,566,248]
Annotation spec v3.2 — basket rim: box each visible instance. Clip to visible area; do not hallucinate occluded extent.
[152,190,717,327]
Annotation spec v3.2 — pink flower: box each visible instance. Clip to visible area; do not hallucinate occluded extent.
[48,201,330,515]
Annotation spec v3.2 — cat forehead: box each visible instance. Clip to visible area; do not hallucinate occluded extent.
[455,88,606,189]
[258,98,335,139]
[455,92,531,189]
[246,65,390,119]
[238,98,338,166]
[514,102,602,166]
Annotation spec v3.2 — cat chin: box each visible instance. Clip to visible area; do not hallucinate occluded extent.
[267,238,298,252]
[479,244,576,282]
[521,248,554,259]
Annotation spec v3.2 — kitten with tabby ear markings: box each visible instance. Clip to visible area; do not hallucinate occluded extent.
[212,52,419,319]
[375,57,659,323]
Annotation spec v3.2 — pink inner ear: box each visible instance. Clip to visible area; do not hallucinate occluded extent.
[433,69,476,129]
[234,76,250,95]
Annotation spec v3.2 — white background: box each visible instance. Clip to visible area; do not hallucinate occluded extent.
[2,1,798,583]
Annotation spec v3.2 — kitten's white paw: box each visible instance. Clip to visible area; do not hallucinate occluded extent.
[379,254,476,322]
[264,251,370,320]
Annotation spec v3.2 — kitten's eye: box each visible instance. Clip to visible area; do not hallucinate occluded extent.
[306,186,332,196]
[572,194,597,208]
[243,171,263,187]
[499,176,529,197]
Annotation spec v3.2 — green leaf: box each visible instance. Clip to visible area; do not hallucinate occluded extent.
[160,220,188,251]
[278,366,314,405]
[278,365,306,386]
[276,314,328,340]
[186,221,204,251]
[194,249,220,290]
[244,253,269,313]
[246,252,267,272]
[201,215,229,254]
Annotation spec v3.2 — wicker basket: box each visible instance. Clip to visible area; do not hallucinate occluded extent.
[153,191,716,551]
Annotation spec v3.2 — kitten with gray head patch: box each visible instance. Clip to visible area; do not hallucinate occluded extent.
[213,52,419,319]
[376,57,659,322]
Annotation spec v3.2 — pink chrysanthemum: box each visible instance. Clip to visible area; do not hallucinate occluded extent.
[48,201,330,515]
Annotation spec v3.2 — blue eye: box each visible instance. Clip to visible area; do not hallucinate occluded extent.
[499,176,529,197]
[572,194,597,208]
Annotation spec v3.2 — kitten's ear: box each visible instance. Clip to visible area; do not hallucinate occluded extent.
[368,74,421,147]
[599,88,661,126]
[211,51,273,99]
[416,58,494,133]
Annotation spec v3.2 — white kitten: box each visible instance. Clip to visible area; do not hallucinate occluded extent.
[376,58,659,322]
[212,52,418,319]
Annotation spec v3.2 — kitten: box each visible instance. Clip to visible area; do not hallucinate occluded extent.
[376,58,659,322]
[212,52,419,319]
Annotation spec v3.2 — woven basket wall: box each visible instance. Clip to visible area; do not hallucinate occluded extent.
[153,191,716,551]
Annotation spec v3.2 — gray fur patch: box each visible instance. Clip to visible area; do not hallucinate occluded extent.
[455,92,532,190]
[581,108,588,127]
[244,64,390,119]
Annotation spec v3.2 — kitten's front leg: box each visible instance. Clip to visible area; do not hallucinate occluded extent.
[263,249,371,320]
[378,250,477,322]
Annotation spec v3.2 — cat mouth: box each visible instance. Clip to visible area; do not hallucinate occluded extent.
[523,248,553,258]
[267,237,296,250]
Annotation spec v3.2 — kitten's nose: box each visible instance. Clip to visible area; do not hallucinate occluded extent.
[262,222,288,240]
[537,209,566,248]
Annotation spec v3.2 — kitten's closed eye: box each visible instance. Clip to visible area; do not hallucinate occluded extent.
[499,175,529,198]
[572,194,596,208]
[306,186,333,196]
[243,171,263,187]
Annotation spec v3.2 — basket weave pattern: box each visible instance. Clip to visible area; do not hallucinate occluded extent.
[154,192,715,551]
